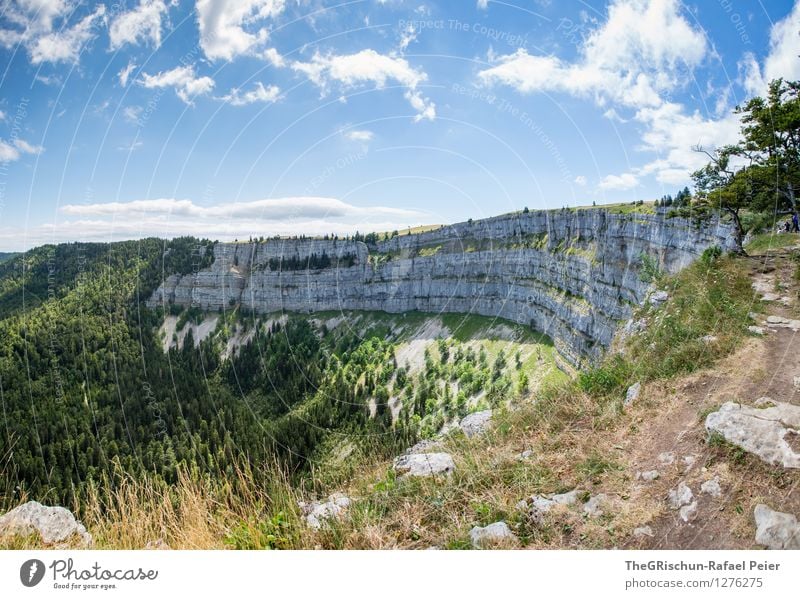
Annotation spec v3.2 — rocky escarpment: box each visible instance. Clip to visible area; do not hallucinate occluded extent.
[147,209,735,365]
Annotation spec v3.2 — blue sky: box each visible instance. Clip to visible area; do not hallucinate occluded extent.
[0,0,798,250]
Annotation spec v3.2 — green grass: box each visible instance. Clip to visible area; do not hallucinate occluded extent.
[745,232,800,255]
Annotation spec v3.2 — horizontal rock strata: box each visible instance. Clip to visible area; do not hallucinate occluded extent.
[148,209,734,365]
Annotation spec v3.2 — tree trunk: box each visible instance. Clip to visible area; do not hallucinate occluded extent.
[724,207,746,255]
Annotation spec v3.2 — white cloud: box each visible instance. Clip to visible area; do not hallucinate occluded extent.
[399,22,417,51]
[0,196,434,249]
[138,65,215,104]
[196,0,285,61]
[219,82,280,106]
[109,0,168,50]
[599,172,639,191]
[574,175,587,186]
[293,49,436,121]
[27,4,106,64]
[477,0,489,9]
[478,0,706,109]
[261,47,285,67]
[345,129,374,142]
[122,105,143,124]
[119,62,137,87]
[741,1,800,96]
[0,137,43,162]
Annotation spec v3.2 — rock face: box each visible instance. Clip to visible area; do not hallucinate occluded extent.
[469,521,517,548]
[393,452,455,477]
[705,401,800,468]
[754,505,800,549]
[147,209,734,365]
[0,501,92,546]
[459,410,492,438]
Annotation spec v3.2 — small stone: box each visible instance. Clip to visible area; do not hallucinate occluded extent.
[650,290,669,306]
[701,477,722,498]
[794,377,800,391]
[515,500,529,511]
[680,501,698,523]
[633,526,654,538]
[637,470,660,482]
[624,382,641,407]
[754,504,800,549]
[766,315,789,324]
[469,521,517,548]
[658,452,676,465]
[526,489,582,524]
[747,326,765,335]
[518,449,534,460]
[700,335,718,344]
[144,538,170,550]
[0,501,91,547]
[393,452,456,477]
[459,410,492,438]
[682,455,697,469]
[668,482,694,509]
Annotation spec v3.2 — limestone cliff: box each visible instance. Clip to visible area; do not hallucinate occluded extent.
[147,209,735,365]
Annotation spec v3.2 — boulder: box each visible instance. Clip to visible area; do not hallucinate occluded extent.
[469,521,517,548]
[705,401,800,468]
[459,410,492,438]
[299,493,351,529]
[754,505,800,549]
[0,501,91,546]
[393,452,455,477]
[624,382,641,407]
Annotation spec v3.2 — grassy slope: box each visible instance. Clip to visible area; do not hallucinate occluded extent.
[18,247,756,550]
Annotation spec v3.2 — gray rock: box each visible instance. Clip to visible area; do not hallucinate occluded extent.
[146,210,735,367]
[404,439,440,455]
[754,504,800,549]
[668,482,694,509]
[705,401,800,468]
[0,501,91,546]
[393,452,455,477]
[633,526,654,538]
[700,335,718,344]
[700,477,722,497]
[747,326,766,335]
[144,538,170,550]
[679,501,698,523]
[583,494,608,518]
[624,382,641,407]
[637,470,660,482]
[469,521,517,548]
[459,410,492,438]
[299,493,351,529]
[527,489,582,523]
[658,452,676,465]
[650,290,669,306]
[518,449,534,461]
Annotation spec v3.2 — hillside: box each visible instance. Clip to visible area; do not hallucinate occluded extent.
[3,212,799,550]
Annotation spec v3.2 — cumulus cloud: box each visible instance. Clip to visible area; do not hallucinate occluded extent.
[196,0,285,61]
[479,0,706,110]
[28,4,106,64]
[218,82,280,106]
[741,1,800,96]
[599,172,638,191]
[0,137,43,162]
[293,49,436,121]
[109,0,168,50]
[138,65,215,104]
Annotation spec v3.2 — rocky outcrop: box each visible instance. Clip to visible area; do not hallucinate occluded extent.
[0,501,92,546]
[148,209,734,365]
[299,493,351,529]
[393,452,455,477]
[705,401,800,468]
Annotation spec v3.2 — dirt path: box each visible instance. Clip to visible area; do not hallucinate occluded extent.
[621,249,800,549]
